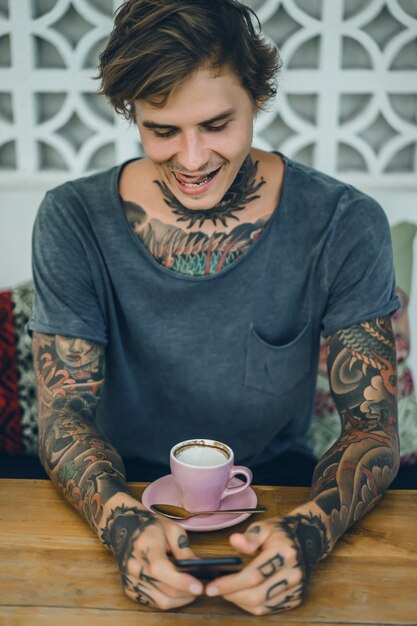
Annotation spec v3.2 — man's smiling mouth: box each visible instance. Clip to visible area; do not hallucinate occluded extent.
[173,166,222,188]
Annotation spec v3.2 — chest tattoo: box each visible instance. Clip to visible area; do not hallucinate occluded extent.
[122,199,272,277]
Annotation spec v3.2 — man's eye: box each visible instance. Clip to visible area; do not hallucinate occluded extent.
[205,122,230,133]
[153,129,177,138]
[151,122,229,138]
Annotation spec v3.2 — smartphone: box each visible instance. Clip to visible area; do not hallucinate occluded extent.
[174,557,243,581]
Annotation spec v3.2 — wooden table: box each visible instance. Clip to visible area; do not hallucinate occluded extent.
[0,479,416,625]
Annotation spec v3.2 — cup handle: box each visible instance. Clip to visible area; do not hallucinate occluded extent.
[221,466,253,499]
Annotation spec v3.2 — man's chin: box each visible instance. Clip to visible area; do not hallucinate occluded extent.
[175,194,222,211]
[173,179,231,210]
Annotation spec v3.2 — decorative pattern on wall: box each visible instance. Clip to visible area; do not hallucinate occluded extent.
[0,0,416,188]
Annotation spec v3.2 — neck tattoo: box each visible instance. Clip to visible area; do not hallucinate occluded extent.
[153,156,266,229]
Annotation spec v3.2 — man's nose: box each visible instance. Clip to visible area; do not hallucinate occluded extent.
[177,131,209,172]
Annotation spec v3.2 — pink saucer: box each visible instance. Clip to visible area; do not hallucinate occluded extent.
[142,474,257,532]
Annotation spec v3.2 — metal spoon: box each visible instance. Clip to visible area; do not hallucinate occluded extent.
[150,503,266,520]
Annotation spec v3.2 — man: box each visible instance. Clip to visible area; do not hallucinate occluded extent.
[29,0,400,616]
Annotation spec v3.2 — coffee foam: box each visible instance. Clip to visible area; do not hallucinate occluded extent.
[175,443,230,467]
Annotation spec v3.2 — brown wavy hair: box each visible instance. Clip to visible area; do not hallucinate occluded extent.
[97,0,281,122]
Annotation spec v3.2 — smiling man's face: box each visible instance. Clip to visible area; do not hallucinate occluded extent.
[134,66,256,211]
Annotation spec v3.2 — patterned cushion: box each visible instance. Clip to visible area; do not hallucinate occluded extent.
[0,290,23,454]
[13,281,38,454]
[0,281,36,455]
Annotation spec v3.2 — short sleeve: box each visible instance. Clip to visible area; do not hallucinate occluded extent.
[28,189,107,345]
[321,190,400,337]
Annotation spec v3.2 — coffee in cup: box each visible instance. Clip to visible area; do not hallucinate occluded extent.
[170,439,252,512]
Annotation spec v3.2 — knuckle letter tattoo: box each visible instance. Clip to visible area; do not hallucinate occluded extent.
[265,578,288,601]
[258,553,284,578]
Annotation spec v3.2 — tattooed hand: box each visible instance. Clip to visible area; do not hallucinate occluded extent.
[205,506,329,616]
[101,494,203,610]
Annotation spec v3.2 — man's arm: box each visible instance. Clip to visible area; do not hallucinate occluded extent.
[33,332,130,531]
[309,314,399,544]
[208,315,399,615]
[33,332,203,608]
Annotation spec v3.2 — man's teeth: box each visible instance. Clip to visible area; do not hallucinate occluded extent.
[175,168,219,187]
[182,176,209,187]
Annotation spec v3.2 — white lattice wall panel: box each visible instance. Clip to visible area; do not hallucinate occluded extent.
[0,0,416,189]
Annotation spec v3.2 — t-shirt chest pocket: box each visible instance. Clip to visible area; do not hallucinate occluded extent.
[244,321,312,395]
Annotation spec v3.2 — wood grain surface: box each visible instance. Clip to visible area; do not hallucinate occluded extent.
[0,479,416,625]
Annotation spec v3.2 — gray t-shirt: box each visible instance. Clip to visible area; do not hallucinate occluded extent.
[28,154,400,466]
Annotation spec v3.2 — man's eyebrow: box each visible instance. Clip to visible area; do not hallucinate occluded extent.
[142,108,236,130]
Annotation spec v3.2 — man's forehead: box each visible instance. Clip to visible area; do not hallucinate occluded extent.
[134,65,247,123]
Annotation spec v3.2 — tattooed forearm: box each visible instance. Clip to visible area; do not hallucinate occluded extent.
[310,316,399,545]
[33,332,128,532]
[267,318,399,604]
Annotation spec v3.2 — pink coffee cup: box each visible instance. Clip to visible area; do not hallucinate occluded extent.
[170,438,252,512]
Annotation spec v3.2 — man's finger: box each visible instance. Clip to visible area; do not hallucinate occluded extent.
[162,521,197,560]
[206,560,263,597]
[206,546,287,597]
[228,590,303,617]
[209,572,304,616]
[229,522,272,555]
[124,574,197,610]
[221,568,303,607]
[149,546,204,596]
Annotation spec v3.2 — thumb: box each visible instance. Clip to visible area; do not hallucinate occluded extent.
[229,522,271,555]
[163,521,197,560]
